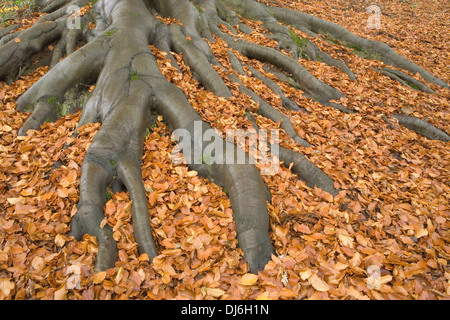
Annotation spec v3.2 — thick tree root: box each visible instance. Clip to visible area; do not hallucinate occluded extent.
[0,21,63,83]
[16,38,106,133]
[229,72,311,147]
[244,64,303,112]
[216,26,346,104]
[246,112,339,196]
[218,0,356,81]
[12,0,275,273]
[151,71,274,273]
[0,0,94,83]
[0,24,20,40]
[379,67,435,94]
[264,4,449,89]
[393,115,450,142]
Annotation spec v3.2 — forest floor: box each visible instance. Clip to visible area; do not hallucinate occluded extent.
[0,0,449,300]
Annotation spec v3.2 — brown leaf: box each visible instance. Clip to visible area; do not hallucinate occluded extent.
[240,273,258,286]
[309,273,329,292]
[206,288,225,297]
[93,272,107,284]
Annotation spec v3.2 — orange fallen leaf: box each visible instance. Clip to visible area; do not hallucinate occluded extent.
[338,233,354,248]
[309,273,329,292]
[0,279,15,296]
[206,287,225,297]
[55,234,66,247]
[57,187,69,198]
[92,271,106,284]
[138,253,149,262]
[54,286,67,300]
[240,273,258,286]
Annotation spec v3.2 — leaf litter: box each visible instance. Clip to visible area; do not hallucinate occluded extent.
[0,0,449,300]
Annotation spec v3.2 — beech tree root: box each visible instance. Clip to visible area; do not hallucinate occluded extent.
[393,115,450,142]
[5,0,449,274]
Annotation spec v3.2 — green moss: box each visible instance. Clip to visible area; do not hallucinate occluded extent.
[406,82,421,90]
[23,101,37,113]
[342,41,381,60]
[298,48,309,60]
[312,93,323,102]
[287,77,301,89]
[56,103,71,117]
[47,96,72,118]
[47,96,59,105]
[129,70,140,82]
[104,29,118,37]
[289,29,308,48]
[201,153,213,165]
[194,4,204,14]
[357,50,381,61]
[324,36,340,45]
[109,159,117,167]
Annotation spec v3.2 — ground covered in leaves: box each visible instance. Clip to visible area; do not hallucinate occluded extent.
[0,0,449,300]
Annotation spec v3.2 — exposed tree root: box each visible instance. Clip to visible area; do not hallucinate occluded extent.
[379,67,435,94]
[264,4,449,89]
[246,112,339,196]
[0,20,63,83]
[4,0,449,274]
[0,24,20,40]
[393,115,450,142]
[215,25,346,104]
[243,64,303,112]
[0,0,94,83]
[229,72,311,147]
[217,0,356,81]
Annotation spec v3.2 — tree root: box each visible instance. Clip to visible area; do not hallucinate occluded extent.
[0,21,63,83]
[0,24,20,40]
[393,115,450,142]
[218,0,356,81]
[379,67,435,94]
[0,0,93,83]
[229,72,311,147]
[246,112,339,196]
[265,4,449,89]
[215,25,346,104]
[245,64,305,112]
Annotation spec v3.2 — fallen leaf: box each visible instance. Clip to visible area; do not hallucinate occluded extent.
[256,291,269,300]
[93,271,107,284]
[240,273,258,286]
[415,229,428,238]
[309,273,329,292]
[54,286,67,300]
[55,234,66,247]
[31,256,44,271]
[0,278,15,296]
[206,288,225,297]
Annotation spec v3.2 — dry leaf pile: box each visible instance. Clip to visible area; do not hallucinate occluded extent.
[0,0,449,300]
